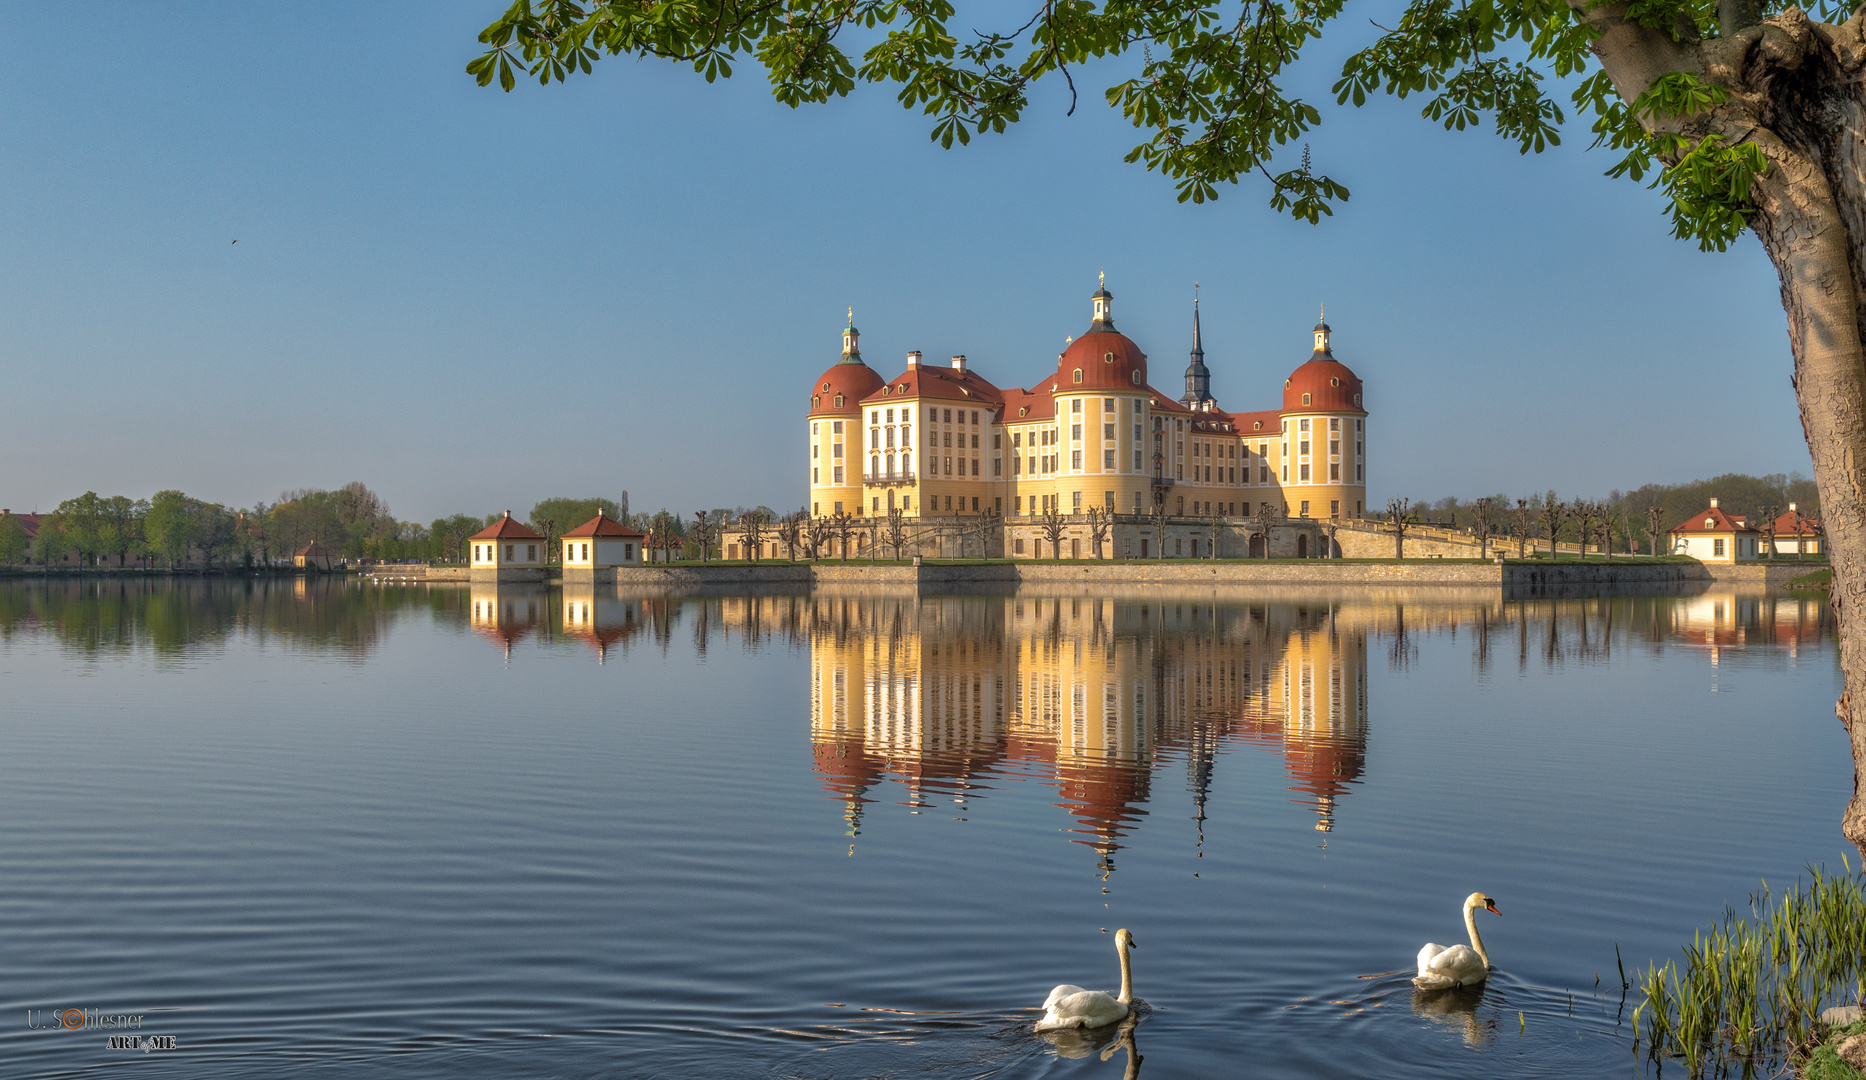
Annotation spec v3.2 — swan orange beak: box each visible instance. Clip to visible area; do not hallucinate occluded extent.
[1484,898,1501,915]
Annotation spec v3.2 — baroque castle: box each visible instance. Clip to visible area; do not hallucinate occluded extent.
[806,283,1368,527]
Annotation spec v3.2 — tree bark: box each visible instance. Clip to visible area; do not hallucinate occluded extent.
[1583,3,1866,854]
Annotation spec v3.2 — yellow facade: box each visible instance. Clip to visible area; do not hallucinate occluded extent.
[804,286,1368,524]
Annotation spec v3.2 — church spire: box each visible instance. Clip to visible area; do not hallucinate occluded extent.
[1180,286,1213,407]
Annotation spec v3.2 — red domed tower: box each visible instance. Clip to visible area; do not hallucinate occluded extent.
[1036,280,1158,519]
[808,313,885,517]
[1278,310,1368,520]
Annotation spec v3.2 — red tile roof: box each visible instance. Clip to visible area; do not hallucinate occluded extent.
[470,512,545,541]
[1227,409,1284,435]
[3,512,43,538]
[1001,386,1054,421]
[862,362,1005,407]
[1767,509,1821,536]
[1283,353,1366,413]
[1054,327,1149,392]
[809,359,887,417]
[562,512,644,538]
[1671,506,1758,534]
[294,542,334,557]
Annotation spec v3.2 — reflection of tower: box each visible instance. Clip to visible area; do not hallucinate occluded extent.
[1230,603,1369,832]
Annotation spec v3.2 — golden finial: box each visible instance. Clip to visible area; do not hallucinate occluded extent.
[1320,302,1325,322]
[1099,268,1105,288]
[847,306,854,325]
[1195,281,1200,304]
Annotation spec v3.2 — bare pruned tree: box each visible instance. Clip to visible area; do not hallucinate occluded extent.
[1038,502,1068,560]
[740,508,769,562]
[1085,505,1112,559]
[1470,496,1498,559]
[1385,497,1408,560]
[1204,508,1226,559]
[831,510,856,560]
[1646,504,1666,558]
[690,511,717,562]
[1573,500,1598,559]
[1760,503,1780,561]
[803,513,830,560]
[1540,493,1570,560]
[778,509,805,561]
[1512,498,1535,559]
[884,507,909,560]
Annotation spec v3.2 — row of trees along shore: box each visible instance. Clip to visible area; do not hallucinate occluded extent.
[0,487,811,569]
[1389,472,1823,557]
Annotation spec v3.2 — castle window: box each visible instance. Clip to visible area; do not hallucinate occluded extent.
[1302,393,1311,405]
[1354,393,1362,406]
[834,394,843,407]
[1073,368,1083,383]
[833,421,842,433]
[1331,377,1340,387]
[1131,370,1140,385]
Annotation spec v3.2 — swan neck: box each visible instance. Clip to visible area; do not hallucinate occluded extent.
[1117,941,1134,1004]
[1464,901,1490,968]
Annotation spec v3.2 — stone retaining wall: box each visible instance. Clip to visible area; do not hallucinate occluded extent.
[364,558,1796,592]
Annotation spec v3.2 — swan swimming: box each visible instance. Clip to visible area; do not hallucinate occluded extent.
[1036,929,1136,1031]
[1414,892,1500,990]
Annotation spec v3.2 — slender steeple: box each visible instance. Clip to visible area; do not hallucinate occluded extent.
[1313,302,1332,354]
[1181,285,1213,407]
[840,307,863,364]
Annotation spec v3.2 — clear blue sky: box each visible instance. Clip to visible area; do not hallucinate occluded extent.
[0,2,1802,523]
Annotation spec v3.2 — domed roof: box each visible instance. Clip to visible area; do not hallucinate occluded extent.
[1055,329,1148,392]
[1282,325,1364,413]
[810,358,885,416]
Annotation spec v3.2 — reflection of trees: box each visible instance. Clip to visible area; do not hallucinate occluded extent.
[1471,592,1830,676]
[0,577,450,659]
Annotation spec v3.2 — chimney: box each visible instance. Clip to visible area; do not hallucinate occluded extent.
[1789,502,1798,512]
[906,351,921,367]
[951,354,968,372]
[1709,498,1719,508]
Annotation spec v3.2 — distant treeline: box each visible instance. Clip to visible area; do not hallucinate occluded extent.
[0,486,787,567]
[1394,472,1820,552]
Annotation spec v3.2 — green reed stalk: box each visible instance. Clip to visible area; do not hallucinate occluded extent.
[1631,866,1866,1076]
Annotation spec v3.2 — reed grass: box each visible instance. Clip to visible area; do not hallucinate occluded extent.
[1632,860,1866,1076]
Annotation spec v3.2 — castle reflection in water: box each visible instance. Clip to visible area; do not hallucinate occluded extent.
[805,592,1370,856]
[450,582,1832,860]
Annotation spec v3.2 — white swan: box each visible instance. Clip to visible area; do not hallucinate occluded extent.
[1414,892,1500,990]
[1036,929,1136,1031]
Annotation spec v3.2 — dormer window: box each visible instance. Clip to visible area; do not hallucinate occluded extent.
[1354,393,1362,406]
[1104,351,1115,363]
[1073,368,1083,383]
[834,394,844,407]
[1706,518,1715,528]
[1302,393,1312,405]
[1130,370,1141,385]
[1330,377,1341,387]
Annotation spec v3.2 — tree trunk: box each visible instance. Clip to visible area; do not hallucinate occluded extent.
[1585,5,1866,854]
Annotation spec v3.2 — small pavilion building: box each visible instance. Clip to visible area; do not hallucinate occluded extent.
[292,542,336,571]
[1669,499,1761,562]
[1765,503,1823,556]
[561,511,645,581]
[470,512,546,580]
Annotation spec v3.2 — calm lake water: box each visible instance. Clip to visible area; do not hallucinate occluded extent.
[0,578,1854,1079]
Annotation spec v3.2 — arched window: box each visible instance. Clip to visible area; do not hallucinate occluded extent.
[1354,393,1362,406]
[1130,370,1140,385]
[834,394,844,407]
[1073,368,1083,383]
[1302,393,1312,405]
